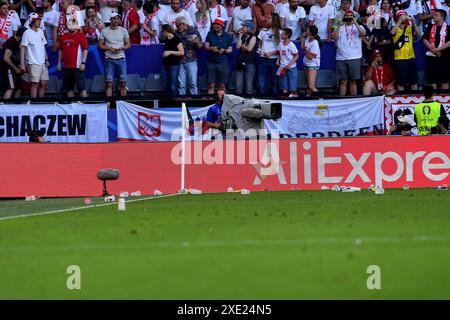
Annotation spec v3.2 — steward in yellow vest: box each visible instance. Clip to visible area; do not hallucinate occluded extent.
[414,86,446,135]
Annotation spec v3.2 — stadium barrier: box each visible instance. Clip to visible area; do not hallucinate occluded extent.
[0,136,449,197]
[46,41,427,79]
[1,95,449,143]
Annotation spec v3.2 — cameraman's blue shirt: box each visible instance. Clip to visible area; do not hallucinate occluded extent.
[205,103,222,123]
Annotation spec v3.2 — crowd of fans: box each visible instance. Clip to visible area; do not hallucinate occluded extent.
[0,0,450,99]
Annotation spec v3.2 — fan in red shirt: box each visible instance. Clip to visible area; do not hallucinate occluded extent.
[122,0,141,44]
[362,50,396,96]
[57,23,89,97]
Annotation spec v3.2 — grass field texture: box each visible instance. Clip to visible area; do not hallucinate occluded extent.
[0,189,449,299]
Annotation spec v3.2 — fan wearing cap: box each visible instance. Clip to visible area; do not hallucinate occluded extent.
[363,50,395,95]
[20,13,49,99]
[205,18,232,94]
[422,9,450,90]
[1,26,26,99]
[235,19,257,95]
[391,9,420,92]
[332,9,366,96]
[98,12,131,97]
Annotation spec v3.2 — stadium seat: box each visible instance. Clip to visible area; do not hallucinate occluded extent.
[297,70,308,89]
[144,74,163,92]
[90,75,106,93]
[47,75,60,94]
[126,74,143,94]
[316,70,337,90]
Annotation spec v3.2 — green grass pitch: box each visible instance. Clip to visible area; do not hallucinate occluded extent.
[0,189,449,299]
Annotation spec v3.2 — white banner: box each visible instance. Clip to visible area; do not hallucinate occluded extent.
[0,103,108,142]
[117,96,385,141]
[264,96,385,138]
[117,100,210,141]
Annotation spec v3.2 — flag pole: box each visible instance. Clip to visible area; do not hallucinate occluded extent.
[180,102,187,193]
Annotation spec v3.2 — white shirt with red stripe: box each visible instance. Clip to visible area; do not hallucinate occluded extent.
[278,40,298,69]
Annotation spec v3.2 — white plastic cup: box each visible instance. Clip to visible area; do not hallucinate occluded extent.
[131,191,141,197]
[25,195,36,201]
[118,198,126,211]
[190,189,202,195]
[342,186,361,192]
[104,195,115,202]
[119,191,129,198]
[332,185,341,192]
[240,189,250,195]
[153,190,162,196]
[227,187,234,193]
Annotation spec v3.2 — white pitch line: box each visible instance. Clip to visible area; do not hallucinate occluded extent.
[0,193,181,222]
[0,236,448,253]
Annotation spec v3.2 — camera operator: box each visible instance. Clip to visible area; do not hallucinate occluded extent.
[387,114,415,136]
[204,89,226,130]
[29,129,46,143]
[363,50,396,96]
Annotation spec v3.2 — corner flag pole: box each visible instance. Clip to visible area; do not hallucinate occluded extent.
[180,102,187,193]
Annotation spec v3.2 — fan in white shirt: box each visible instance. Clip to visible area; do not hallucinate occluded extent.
[332,10,365,96]
[0,2,21,47]
[309,0,335,41]
[141,1,165,44]
[183,0,197,25]
[163,0,194,31]
[99,0,121,23]
[275,0,289,14]
[300,25,321,96]
[229,0,252,35]
[328,0,359,12]
[208,0,228,27]
[279,0,306,40]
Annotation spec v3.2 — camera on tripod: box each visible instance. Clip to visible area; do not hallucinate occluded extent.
[220,94,282,132]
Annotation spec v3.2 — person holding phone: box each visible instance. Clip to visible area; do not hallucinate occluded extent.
[391,10,420,92]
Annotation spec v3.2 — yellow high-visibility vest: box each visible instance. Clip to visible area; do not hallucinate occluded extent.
[414,101,441,135]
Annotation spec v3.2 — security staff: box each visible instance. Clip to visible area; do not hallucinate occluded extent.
[414,85,447,135]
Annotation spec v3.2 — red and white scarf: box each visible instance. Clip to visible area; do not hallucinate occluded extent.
[428,22,447,56]
[0,10,13,41]
[123,8,132,29]
[58,10,67,37]
[141,8,160,45]
[184,0,196,11]
[429,0,437,11]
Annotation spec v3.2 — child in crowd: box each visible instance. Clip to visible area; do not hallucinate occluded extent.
[276,27,299,97]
